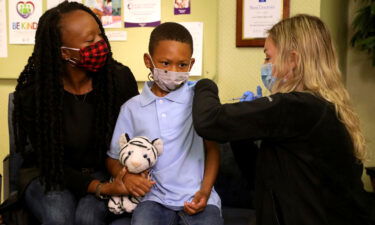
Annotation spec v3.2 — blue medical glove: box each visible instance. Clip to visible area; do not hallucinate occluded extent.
[240,86,262,102]
[240,91,255,102]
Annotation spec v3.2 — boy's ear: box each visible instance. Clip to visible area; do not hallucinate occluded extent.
[144,53,152,69]
[189,58,195,72]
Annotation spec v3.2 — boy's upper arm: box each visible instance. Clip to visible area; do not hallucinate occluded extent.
[107,104,135,159]
[203,139,220,151]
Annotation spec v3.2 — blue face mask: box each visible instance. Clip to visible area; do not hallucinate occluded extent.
[261,63,276,91]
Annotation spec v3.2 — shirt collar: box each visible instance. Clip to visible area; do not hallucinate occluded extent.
[140,81,190,107]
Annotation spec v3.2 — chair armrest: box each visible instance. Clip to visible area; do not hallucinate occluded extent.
[3,154,10,200]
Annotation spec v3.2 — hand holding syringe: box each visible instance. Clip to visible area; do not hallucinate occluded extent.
[230,85,263,102]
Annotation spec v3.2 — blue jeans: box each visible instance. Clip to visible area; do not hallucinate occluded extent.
[109,217,131,225]
[131,201,223,225]
[24,174,109,225]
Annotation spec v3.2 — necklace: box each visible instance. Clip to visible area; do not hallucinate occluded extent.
[63,76,93,103]
[72,92,88,103]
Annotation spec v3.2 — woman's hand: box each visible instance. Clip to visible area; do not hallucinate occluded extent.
[122,171,155,197]
[183,189,210,215]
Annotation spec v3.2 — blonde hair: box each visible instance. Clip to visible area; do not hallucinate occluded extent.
[268,14,366,161]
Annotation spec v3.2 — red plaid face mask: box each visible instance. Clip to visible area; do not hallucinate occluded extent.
[61,39,109,72]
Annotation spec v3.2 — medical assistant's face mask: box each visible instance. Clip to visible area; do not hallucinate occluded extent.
[261,63,276,91]
[148,54,191,92]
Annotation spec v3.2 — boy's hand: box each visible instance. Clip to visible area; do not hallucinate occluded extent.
[110,167,128,194]
[183,190,210,215]
[123,171,155,197]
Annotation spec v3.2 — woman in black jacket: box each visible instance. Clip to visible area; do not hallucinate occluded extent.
[12,2,138,224]
[193,14,375,225]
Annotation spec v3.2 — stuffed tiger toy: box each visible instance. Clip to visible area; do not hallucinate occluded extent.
[108,133,163,214]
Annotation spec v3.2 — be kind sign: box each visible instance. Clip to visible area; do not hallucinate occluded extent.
[9,0,42,44]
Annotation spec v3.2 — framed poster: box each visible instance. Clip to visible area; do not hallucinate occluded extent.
[9,0,42,44]
[86,0,122,28]
[236,0,289,47]
[123,0,161,27]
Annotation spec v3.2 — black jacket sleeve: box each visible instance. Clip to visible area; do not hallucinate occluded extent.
[192,79,324,142]
[193,79,283,142]
[63,166,94,197]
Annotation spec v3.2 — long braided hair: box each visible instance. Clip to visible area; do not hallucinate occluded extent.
[13,1,120,190]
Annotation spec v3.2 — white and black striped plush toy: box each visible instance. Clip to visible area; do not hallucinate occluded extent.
[108,133,163,214]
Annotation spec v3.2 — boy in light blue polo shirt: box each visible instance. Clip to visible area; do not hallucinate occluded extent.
[107,22,222,225]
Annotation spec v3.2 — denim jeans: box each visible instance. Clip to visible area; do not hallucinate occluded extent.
[131,201,223,225]
[109,216,131,225]
[24,172,109,225]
